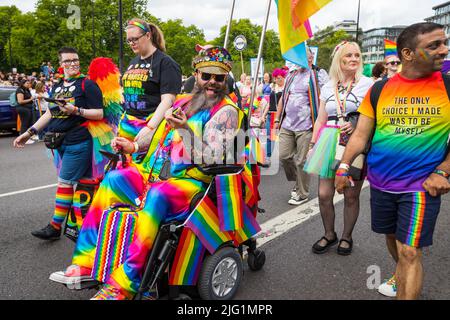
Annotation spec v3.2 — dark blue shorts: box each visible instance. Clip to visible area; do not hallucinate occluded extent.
[370,187,441,248]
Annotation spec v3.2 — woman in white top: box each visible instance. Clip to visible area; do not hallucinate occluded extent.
[304,41,373,255]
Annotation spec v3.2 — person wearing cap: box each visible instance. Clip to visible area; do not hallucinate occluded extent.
[274,48,329,205]
[49,46,244,300]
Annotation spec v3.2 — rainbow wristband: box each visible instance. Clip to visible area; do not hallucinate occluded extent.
[335,168,349,177]
[433,169,449,179]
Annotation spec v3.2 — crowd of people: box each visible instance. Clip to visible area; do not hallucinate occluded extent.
[9,19,450,301]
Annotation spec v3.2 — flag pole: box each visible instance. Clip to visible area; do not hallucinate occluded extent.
[248,0,271,126]
[223,0,236,49]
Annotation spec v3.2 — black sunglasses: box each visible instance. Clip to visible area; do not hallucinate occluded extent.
[387,61,401,66]
[199,72,226,83]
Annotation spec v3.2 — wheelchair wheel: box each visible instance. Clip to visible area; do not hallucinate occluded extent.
[198,246,243,300]
[247,249,266,271]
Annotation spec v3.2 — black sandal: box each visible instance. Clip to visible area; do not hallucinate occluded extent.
[337,239,353,256]
[312,232,338,254]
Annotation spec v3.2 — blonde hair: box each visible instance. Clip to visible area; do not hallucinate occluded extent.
[35,81,45,93]
[328,41,363,86]
[127,18,166,52]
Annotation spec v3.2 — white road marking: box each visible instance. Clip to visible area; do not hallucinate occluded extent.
[255,181,370,248]
[0,184,57,199]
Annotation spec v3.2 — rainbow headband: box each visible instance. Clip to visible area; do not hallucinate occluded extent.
[128,21,149,33]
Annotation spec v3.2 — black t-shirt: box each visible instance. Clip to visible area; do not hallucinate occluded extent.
[269,91,282,112]
[122,50,182,118]
[16,87,33,108]
[47,78,103,145]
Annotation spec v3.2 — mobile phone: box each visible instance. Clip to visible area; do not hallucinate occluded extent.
[172,107,182,118]
[44,97,67,105]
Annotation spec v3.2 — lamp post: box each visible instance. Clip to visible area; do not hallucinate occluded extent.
[223,0,236,49]
[118,0,124,73]
[355,0,361,42]
[92,0,96,58]
[8,15,12,72]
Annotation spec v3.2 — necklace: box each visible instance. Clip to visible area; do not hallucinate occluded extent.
[142,52,154,78]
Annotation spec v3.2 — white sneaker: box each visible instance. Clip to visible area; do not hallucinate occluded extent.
[288,194,309,205]
[49,265,94,286]
[25,139,35,144]
[291,187,297,198]
[378,274,397,297]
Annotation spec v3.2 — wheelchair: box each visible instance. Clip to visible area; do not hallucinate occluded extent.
[132,164,266,300]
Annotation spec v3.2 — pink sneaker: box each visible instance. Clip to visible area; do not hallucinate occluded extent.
[49,265,94,287]
[90,284,129,300]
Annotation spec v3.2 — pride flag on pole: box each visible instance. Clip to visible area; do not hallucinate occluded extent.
[276,0,332,68]
[384,39,397,57]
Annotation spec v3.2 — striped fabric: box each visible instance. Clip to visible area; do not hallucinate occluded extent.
[169,227,206,286]
[91,209,138,283]
[51,186,74,230]
[216,174,244,231]
[406,192,426,247]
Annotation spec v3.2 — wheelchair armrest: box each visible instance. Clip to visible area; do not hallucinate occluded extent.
[196,164,244,176]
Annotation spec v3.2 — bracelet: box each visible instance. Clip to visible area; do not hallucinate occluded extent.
[274,119,280,123]
[26,127,38,136]
[79,108,85,117]
[339,163,350,171]
[133,141,139,153]
[335,168,349,177]
[433,169,449,179]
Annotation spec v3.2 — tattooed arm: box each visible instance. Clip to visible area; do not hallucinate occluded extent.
[201,105,239,165]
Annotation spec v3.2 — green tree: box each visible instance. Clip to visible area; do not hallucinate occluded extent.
[158,19,206,75]
[212,19,284,77]
[1,0,149,74]
[308,26,352,71]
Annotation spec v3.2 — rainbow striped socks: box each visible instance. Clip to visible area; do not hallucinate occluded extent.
[50,186,74,230]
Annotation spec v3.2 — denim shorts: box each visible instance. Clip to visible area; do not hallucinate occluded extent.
[370,187,441,248]
[57,139,93,185]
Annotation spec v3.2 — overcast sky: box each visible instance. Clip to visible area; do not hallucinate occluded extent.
[0,0,445,40]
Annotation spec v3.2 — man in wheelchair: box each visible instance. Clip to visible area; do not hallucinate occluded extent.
[49,46,262,300]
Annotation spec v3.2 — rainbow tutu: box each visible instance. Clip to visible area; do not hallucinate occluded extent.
[304,125,340,179]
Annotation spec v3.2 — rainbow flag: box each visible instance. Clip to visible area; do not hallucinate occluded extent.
[233,206,262,245]
[250,129,266,164]
[290,0,333,28]
[169,227,206,286]
[384,39,397,57]
[185,196,234,254]
[276,0,332,68]
[216,174,244,231]
[91,209,137,283]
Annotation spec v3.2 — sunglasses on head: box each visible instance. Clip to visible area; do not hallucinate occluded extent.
[387,61,401,66]
[199,72,226,83]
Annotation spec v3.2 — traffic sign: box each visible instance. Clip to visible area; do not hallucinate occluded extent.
[233,35,247,52]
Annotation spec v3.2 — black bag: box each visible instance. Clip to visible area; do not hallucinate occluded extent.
[44,131,66,149]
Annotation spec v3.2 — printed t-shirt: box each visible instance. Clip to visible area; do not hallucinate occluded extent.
[122,49,182,119]
[47,78,103,145]
[358,72,450,193]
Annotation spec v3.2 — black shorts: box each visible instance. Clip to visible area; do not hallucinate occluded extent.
[370,187,441,248]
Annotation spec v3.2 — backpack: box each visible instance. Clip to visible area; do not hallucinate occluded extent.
[9,91,18,108]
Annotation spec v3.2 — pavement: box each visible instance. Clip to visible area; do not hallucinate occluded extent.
[0,132,449,300]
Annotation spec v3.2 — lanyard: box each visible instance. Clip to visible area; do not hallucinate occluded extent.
[334,80,354,118]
